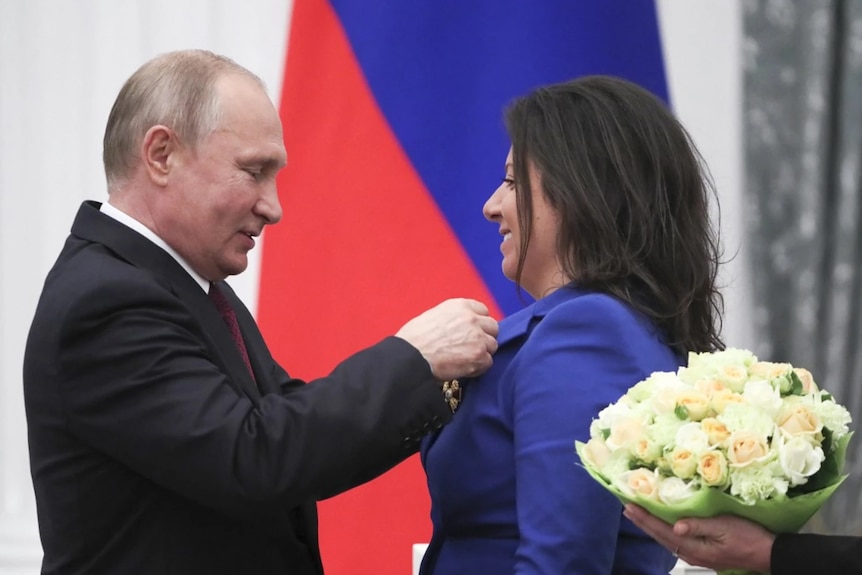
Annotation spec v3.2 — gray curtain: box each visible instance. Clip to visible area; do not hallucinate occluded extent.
[744,0,862,535]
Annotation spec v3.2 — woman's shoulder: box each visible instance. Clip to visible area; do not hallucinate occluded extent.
[529,287,678,365]
[540,288,651,333]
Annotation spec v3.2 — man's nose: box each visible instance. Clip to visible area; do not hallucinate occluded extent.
[256,181,283,224]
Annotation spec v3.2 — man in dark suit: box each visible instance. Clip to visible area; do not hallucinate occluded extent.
[624,504,862,574]
[23,49,498,575]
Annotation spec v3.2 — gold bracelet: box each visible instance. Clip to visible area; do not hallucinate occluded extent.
[442,379,462,413]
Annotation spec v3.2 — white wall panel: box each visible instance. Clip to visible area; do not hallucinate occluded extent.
[658,0,753,351]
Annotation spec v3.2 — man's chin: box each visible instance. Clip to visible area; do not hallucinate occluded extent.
[220,257,249,279]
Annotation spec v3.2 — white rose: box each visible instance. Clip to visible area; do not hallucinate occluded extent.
[680,348,757,389]
[674,422,711,456]
[657,476,699,505]
[648,376,690,416]
[778,434,825,486]
[594,402,633,434]
[627,371,682,403]
[742,379,783,418]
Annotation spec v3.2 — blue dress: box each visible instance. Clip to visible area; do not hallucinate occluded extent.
[420,286,680,574]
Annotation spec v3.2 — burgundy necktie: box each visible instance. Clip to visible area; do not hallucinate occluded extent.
[208,282,256,382]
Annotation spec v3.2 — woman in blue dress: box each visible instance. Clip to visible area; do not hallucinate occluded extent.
[419,76,725,574]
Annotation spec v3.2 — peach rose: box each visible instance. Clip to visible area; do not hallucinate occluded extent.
[750,361,793,381]
[669,448,698,479]
[582,437,612,470]
[633,438,661,465]
[606,417,645,451]
[695,378,727,398]
[618,468,660,500]
[793,368,818,394]
[716,364,748,392]
[700,417,731,446]
[697,450,729,486]
[710,388,746,414]
[778,404,822,437]
[727,430,770,467]
[675,389,711,421]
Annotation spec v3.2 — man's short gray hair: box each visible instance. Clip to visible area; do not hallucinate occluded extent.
[102,49,266,189]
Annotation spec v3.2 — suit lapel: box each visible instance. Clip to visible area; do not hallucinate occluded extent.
[71,201,261,402]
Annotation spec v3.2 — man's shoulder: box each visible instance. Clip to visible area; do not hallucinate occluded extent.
[33,236,177,336]
[47,234,162,297]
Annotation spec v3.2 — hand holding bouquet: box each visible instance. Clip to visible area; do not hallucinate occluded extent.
[575,348,853,575]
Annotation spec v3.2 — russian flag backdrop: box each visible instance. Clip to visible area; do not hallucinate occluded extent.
[258,1,670,573]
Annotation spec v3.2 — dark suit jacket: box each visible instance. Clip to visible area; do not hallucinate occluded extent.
[772,533,862,575]
[24,201,452,575]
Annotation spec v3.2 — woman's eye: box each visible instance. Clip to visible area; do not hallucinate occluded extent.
[502,177,516,189]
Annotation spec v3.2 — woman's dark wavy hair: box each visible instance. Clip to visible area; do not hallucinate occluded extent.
[505,75,724,355]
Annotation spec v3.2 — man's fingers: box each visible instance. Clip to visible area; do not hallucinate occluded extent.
[673,521,693,536]
[478,315,499,338]
[485,335,498,355]
[464,298,490,316]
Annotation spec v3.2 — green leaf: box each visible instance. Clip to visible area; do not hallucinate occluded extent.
[832,431,853,472]
[788,371,804,395]
[674,404,689,420]
[794,429,836,494]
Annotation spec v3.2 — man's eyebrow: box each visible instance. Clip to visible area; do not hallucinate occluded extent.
[240,156,285,170]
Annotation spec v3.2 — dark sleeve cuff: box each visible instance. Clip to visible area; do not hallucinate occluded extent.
[772,533,862,574]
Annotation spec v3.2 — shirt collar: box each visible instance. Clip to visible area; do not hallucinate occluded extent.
[100,201,210,293]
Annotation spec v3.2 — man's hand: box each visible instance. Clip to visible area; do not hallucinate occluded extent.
[623,504,774,573]
[395,298,499,381]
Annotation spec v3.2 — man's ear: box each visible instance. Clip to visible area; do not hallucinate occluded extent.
[140,125,178,187]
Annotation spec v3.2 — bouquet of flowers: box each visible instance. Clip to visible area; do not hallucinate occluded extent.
[575,348,853,575]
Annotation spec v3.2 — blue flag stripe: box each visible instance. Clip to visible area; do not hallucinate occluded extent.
[330,0,669,315]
